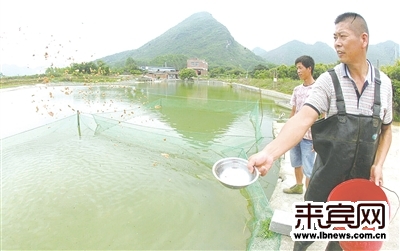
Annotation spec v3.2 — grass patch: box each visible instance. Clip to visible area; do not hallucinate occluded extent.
[257,218,276,239]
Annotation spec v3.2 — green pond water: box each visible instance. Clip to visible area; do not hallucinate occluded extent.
[1,80,288,249]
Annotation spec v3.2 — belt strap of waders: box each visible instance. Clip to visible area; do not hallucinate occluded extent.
[328,69,346,123]
[372,67,381,127]
[327,67,382,126]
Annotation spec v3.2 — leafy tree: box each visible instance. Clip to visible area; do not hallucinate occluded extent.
[253,64,270,72]
[381,60,400,120]
[125,57,137,68]
[84,62,98,74]
[68,62,97,74]
[96,60,110,75]
[226,67,245,77]
[276,62,332,80]
[287,65,298,80]
[275,65,290,79]
[382,60,400,80]
[45,61,112,77]
[392,79,400,121]
[179,68,197,80]
[45,67,64,77]
[313,63,330,79]
[123,57,140,74]
[253,69,270,79]
[209,67,226,78]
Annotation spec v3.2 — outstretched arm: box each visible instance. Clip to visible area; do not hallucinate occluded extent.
[247,105,319,176]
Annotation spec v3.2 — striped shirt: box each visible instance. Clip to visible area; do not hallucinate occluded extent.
[305,62,393,125]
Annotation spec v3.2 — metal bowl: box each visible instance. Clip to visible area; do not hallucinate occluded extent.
[212,157,259,189]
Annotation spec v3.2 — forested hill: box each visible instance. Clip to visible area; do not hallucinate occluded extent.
[98,12,266,69]
[252,40,338,65]
[97,11,399,69]
[253,40,400,67]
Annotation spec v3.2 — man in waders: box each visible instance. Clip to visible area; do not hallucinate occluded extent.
[247,12,393,251]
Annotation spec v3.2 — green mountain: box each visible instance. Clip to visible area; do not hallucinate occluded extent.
[98,12,266,69]
[366,40,400,67]
[97,12,399,70]
[253,40,338,65]
[253,40,399,67]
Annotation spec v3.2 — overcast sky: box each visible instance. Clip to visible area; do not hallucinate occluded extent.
[1,0,399,70]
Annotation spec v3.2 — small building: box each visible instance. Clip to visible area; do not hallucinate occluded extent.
[187,58,208,76]
[141,66,179,80]
[141,66,176,73]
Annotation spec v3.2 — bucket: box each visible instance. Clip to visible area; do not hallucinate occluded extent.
[327,179,389,251]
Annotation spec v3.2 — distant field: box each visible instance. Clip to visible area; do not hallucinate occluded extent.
[0,74,138,89]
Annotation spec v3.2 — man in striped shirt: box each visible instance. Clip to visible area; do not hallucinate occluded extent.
[247,12,393,251]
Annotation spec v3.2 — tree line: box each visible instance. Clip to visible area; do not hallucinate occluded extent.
[209,61,400,121]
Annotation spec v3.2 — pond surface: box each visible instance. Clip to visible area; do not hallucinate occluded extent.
[1,80,287,249]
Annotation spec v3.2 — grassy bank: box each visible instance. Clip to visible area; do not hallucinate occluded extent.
[234,78,300,96]
[0,74,140,89]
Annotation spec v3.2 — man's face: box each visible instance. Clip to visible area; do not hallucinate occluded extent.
[333,20,365,64]
[296,62,310,81]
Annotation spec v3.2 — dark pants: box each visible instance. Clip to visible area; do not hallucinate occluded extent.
[293,241,342,251]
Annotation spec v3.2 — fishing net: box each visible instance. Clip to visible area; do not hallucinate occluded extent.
[2,85,281,250]
[89,94,281,250]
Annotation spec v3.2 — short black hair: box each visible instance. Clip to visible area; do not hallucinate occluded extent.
[334,12,369,36]
[295,55,315,74]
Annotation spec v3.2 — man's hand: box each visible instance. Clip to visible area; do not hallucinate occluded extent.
[247,151,274,176]
[370,164,383,186]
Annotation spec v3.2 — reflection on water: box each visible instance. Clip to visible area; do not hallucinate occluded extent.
[1,81,284,249]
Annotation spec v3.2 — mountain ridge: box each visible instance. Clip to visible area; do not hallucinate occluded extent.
[97,11,399,69]
[98,12,267,69]
[253,39,399,67]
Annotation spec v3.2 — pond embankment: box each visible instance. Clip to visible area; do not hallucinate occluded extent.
[229,82,292,110]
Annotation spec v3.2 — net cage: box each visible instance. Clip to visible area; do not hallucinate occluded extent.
[2,91,281,250]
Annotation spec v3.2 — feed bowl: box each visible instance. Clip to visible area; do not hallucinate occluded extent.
[212,157,259,189]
